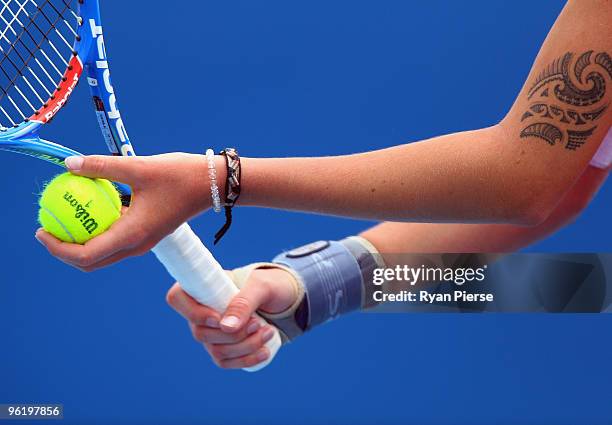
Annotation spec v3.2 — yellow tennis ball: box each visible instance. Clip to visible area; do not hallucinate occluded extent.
[38,173,122,244]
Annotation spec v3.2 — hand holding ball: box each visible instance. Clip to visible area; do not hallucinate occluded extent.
[39,173,122,244]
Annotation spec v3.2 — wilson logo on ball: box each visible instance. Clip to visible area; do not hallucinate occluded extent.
[63,191,99,234]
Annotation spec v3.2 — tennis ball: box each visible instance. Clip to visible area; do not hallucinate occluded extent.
[38,173,122,244]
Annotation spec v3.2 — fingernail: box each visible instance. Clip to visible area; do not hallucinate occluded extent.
[206,317,219,328]
[246,321,260,335]
[256,348,269,362]
[34,233,42,244]
[261,327,275,343]
[220,315,240,329]
[64,156,84,171]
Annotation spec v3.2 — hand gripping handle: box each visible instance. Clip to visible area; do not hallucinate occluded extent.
[152,223,282,371]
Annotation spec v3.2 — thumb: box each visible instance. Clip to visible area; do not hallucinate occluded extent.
[64,155,141,185]
[219,279,272,333]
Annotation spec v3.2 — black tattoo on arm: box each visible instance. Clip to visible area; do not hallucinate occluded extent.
[595,52,612,79]
[566,127,596,150]
[520,123,563,146]
[520,50,611,151]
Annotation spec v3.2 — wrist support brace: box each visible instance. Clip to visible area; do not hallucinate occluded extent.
[263,237,385,341]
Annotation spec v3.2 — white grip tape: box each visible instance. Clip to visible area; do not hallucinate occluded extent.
[152,223,282,372]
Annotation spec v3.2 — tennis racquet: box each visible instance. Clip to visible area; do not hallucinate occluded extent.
[0,0,281,371]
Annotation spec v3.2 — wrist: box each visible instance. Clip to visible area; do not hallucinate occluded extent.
[236,156,259,206]
[186,153,228,214]
[203,153,228,209]
[213,154,228,205]
[251,268,300,314]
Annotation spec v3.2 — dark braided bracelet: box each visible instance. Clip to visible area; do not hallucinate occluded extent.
[214,148,241,244]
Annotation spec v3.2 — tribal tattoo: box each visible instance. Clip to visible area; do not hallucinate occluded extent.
[520,50,611,150]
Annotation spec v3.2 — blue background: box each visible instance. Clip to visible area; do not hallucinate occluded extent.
[1,0,611,424]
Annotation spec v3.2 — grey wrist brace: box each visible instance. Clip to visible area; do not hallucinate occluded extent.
[263,237,385,340]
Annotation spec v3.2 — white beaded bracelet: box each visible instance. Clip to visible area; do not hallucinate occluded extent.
[206,149,222,213]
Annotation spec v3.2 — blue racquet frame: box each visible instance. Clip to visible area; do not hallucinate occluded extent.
[0,0,132,195]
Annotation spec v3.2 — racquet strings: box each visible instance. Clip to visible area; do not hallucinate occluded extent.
[0,0,79,130]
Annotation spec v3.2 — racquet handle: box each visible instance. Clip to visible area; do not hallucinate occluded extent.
[152,223,282,371]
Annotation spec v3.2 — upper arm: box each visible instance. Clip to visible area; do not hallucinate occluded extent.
[499,0,612,217]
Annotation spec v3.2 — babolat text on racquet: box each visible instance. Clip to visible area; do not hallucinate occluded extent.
[0,0,281,371]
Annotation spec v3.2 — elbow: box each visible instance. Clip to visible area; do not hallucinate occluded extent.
[515,203,554,227]
[506,188,563,227]
[513,190,590,228]
[543,185,596,226]
[500,165,590,227]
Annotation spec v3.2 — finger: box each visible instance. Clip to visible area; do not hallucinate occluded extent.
[76,248,139,272]
[209,326,277,361]
[36,229,131,272]
[190,318,263,344]
[166,283,221,327]
[64,155,144,186]
[40,244,141,273]
[35,227,121,268]
[76,234,163,272]
[214,347,271,370]
[219,279,272,333]
[35,231,84,269]
[35,229,98,264]
[35,213,146,268]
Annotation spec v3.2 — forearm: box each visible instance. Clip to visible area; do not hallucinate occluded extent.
[361,165,609,260]
[240,125,549,224]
